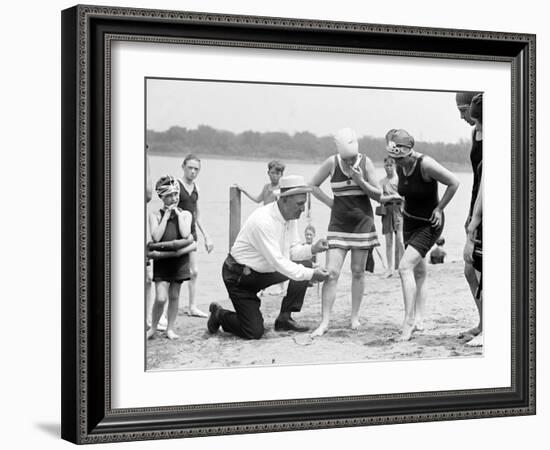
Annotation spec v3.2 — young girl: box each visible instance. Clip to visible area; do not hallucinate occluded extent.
[147,176,196,340]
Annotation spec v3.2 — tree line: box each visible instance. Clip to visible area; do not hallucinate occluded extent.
[147,125,471,167]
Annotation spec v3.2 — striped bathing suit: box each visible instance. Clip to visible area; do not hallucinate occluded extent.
[327,154,379,250]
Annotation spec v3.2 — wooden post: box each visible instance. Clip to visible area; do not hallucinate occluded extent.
[229,186,241,250]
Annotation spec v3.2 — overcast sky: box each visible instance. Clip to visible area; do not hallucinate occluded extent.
[146,78,471,143]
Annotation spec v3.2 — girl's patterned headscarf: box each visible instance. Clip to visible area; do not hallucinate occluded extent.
[155,175,180,198]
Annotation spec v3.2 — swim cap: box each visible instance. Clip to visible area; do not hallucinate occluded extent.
[470,93,483,121]
[334,127,359,158]
[385,128,397,143]
[455,91,477,106]
[386,129,414,158]
[155,175,180,198]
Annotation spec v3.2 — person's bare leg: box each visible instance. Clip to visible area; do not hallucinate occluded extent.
[311,248,347,337]
[146,277,153,329]
[384,232,394,277]
[147,264,167,330]
[413,257,428,331]
[395,230,405,270]
[397,247,423,341]
[459,262,481,338]
[350,248,369,329]
[147,281,169,339]
[186,251,207,317]
[465,285,483,346]
[166,281,183,339]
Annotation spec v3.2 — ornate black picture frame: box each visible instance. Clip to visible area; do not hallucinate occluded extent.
[61,4,536,444]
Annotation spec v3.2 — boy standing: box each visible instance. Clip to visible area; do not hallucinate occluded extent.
[236,160,285,205]
[177,154,214,318]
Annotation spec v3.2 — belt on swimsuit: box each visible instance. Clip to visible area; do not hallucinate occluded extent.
[403,210,432,223]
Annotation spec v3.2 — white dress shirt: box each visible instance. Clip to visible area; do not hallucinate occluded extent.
[230,202,314,281]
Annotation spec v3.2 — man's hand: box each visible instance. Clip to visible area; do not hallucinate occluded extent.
[311,238,329,254]
[311,267,330,282]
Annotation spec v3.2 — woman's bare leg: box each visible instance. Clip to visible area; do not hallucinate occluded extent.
[311,248,347,337]
[397,246,423,341]
[395,230,405,269]
[459,262,481,337]
[413,257,428,331]
[350,248,369,329]
[465,271,483,346]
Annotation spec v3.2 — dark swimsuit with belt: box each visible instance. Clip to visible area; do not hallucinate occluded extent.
[397,155,444,258]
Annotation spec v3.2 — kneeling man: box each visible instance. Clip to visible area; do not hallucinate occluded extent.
[208,175,329,339]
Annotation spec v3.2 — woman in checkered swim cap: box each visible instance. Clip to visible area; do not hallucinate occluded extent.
[386,129,460,341]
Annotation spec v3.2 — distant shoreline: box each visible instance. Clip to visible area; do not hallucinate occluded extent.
[150,151,471,173]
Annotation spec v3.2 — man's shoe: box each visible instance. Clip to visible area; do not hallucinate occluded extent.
[207,302,222,334]
[274,318,310,333]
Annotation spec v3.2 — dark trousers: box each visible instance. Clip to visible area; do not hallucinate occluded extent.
[219,254,311,339]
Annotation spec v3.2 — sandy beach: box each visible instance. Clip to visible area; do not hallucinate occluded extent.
[146,261,481,371]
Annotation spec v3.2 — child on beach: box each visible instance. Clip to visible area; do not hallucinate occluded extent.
[236,160,285,205]
[429,238,447,264]
[147,176,196,340]
[377,155,405,278]
[177,154,214,318]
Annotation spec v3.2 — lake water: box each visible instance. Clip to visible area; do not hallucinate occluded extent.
[148,155,473,301]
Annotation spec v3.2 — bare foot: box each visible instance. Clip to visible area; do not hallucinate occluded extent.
[157,315,168,331]
[166,329,180,340]
[413,320,425,332]
[458,326,481,340]
[383,270,393,279]
[465,332,483,347]
[146,328,157,340]
[311,323,329,337]
[401,323,415,342]
[351,318,361,330]
[188,307,208,318]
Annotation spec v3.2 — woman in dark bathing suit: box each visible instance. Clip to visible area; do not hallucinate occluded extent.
[386,129,460,341]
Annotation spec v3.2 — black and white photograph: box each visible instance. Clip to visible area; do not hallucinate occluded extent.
[52,1,538,446]
[144,79,484,371]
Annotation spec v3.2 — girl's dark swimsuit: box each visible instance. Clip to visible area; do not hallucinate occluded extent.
[152,209,191,282]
